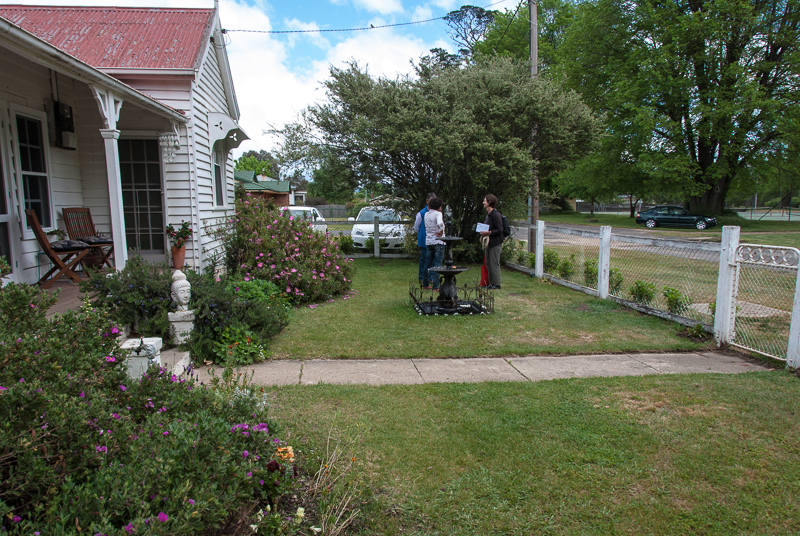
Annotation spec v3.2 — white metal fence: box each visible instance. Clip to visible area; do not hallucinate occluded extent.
[511,222,800,367]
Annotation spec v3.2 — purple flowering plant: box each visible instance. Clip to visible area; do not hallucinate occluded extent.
[0,276,301,534]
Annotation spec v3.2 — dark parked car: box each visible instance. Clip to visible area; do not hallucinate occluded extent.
[635,205,717,230]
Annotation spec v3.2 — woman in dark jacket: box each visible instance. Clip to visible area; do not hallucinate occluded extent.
[480,193,503,289]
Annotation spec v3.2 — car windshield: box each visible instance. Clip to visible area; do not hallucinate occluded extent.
[287,209,312,219]
[357,209,398,222]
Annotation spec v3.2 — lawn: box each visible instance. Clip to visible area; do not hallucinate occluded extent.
[269,371,800,535]
[268,258,713,359]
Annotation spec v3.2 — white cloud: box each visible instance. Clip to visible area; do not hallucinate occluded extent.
[411,5,434,21]
[283,18,330,50]
[352,0,404,15]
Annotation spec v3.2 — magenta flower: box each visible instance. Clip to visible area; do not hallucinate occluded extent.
[163,431,169,436]
[12,515,21,522]
[19,378,24,383]
[158,512,168,522]
[123,523,134,534]
[79,392,85,398]
[188,499,195,505]
[0,386,7,391]
[96,446,107,452]
[243,450,249,458]
[105,356,115,362]
[119,385,127,391]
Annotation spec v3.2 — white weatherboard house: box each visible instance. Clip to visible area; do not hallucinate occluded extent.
[0,2,247,283]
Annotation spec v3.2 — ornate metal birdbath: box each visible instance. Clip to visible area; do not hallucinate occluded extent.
[410,236,493,315]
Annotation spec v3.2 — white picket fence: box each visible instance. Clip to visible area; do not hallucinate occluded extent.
[516,222,800,368]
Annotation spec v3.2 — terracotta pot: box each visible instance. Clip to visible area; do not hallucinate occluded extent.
[171,245,186,269]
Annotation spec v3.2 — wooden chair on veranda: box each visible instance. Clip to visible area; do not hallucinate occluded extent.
[25,208,90,289]
[62,207,115,271]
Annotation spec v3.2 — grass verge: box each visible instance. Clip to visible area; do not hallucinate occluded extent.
[268,258,713,359]
[269,371,800,535]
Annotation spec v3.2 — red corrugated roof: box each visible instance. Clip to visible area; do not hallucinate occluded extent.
[0,5,215,70]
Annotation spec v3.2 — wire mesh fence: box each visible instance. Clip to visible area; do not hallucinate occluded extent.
[510,223,800,363]
[541,226,601,289]
[608,234,720,325]
[732,245,799,361]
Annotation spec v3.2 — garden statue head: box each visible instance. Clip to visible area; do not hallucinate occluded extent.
[171,270,191,311]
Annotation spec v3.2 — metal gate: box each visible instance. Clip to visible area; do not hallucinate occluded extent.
[730,244,800,365]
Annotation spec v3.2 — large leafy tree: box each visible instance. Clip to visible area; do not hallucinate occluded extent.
[276,56,600,238]
[554,0,800,213]
[234,149,279,178]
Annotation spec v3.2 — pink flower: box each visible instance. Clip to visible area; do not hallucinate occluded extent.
[105,356,115,362]
[158,512,168,522]
[243,450,249,458]
[79,392,85,398]
[123,523,134,534]
[188,499,195,505]
[119,385,127,391]
[96,445,107,452]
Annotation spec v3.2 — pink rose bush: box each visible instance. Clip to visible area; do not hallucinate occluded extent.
[219,191,354,304]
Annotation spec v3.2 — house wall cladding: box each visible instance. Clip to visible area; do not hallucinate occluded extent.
[0,48,88,282]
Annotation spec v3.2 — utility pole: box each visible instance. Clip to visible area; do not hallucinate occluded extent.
[528,0,539,253]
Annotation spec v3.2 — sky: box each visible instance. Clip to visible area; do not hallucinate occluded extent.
[6,0,519,157]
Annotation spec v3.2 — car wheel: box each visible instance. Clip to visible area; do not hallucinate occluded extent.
[646,219,657,229]
[695,220,707,230]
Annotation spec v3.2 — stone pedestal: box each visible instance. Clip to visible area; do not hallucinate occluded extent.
[168,310,195,344]
[121,337,162,377]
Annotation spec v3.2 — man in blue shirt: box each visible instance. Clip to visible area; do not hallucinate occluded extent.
[413,192,436,287]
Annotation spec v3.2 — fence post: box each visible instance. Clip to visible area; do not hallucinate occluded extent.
[598,226,611,299]
[787,266,800,368]
[535,220,545,278]
[714,226,740,346]
[373,215,380,258]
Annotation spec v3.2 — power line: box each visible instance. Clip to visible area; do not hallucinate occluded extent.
[224,0,513,35]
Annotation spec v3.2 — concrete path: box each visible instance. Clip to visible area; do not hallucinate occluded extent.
[193,351,769,387]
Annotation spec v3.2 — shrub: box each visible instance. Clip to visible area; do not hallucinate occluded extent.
[81,253,174,341]
[556,254,577,280]
[217,191,354,304]
[186,272,291,365]
[542,249,560,273]
[452,240,483,264]
[609,268,624,295]
[527,252,536,269]
[500,238,518,264]
[630,281,657,304]
[0,282,301,534]
[663,286,691,314]
[583,259,598,287]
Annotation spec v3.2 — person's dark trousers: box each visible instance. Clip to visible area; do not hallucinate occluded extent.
[426,244,445,289]
[419,246,429,286]
[486,244,502,287]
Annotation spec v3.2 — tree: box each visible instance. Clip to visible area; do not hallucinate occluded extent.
[443,5,497,58]
[234,149,279,178]
[553,0,800,214]
[276,56,601,239]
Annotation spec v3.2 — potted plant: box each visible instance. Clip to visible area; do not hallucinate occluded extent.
[166,220,192,268]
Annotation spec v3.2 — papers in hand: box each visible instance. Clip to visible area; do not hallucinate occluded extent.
[475,223,489,233]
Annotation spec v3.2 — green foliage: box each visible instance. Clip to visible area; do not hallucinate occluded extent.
[452,240,484,265]
[274,56,600,240]
[186,272,291,365]
[336,234,356,254]
[663,286,691,314]
[542,249,561,273]
[584,259,598,287]
[213,326,266,366]
[556,254,577,279]
[235,151,277,178]
[609,268,624,295]
[216,190,354,304]
[527,252,536,269]
[81,253,174,341]
[630,281,657,305]
[500,238,518,264]
[0,288,300,534]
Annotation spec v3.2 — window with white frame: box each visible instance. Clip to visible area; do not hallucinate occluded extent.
[14,112,51,228]
[212,144,226,207]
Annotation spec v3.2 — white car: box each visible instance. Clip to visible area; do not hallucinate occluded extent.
[280,206,327,233]
[350,206,406,250]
